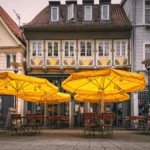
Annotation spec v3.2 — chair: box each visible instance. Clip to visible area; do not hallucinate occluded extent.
[0,115,5,130]
[124,116,131,130]
[35,114,44,134]
[144,116,150,135]
[83,112,96,138]
[11,114,25,135]
[102,112,114,139]
[26,114,37,135]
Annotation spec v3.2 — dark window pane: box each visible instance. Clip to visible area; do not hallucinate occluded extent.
[6,55,10,68]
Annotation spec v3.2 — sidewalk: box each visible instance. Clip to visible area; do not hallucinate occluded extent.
[0,129,150,150]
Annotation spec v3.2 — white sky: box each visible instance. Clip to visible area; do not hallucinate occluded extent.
[0,0,121,26]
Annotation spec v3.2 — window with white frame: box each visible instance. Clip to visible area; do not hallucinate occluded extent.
[145,1,150,24]
[98,41,110,56]
[68,4,75,20]
[116,41,126,57]
[101,5,109,20]
[51,7,59,21]
[80,41,92,57]
[47,42,58,57]
[32,42,42,57]
[6,54,16,68]
[145,44,150,59]
[84,6,92,21]
[64,41,74,57]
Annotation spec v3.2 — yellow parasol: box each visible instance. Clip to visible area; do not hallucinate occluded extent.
[0,72,58,110]
[74,93,130,103]
[62,68,146,113]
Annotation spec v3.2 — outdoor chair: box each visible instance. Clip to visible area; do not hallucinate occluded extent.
[83,112,96,138]
[26,114,37,135]
[124,116,131,130]
[35,114,44,134]
[0,115,5,130]
[143,116,150,135]
[102,112,114,139]
[11,114,25,135]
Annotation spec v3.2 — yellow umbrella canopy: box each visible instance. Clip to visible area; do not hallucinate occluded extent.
[62,68,146,113]
[0,72,58,96]
[74,93,130,103]
[0,72,58,110]
[18,92,71,104]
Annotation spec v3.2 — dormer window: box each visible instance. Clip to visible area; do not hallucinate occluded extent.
[68,4,75,20]
[101,5,109,20]
[84,6,92,21]
[51,7,59,21]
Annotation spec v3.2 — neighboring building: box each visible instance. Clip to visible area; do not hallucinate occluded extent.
[23,0,132,127]
[121,0,150,117]
[0,6,26,116]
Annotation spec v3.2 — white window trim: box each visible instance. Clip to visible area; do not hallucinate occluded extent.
[143,42,150,70]
[96,40,111,57]
[51,7,59,21]
[5,54,16,68]
[84,6,92,21]
[114,40,127,57]
[30,41,43,57]
[79,40,93,57]
[101,5,109,20]
[144,0,150,24]
[46,40,60,58]
[68,4,74,20]
[63,40,76,57]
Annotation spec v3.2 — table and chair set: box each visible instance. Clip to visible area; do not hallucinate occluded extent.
[125,115,150,135]
[83,112,115,139]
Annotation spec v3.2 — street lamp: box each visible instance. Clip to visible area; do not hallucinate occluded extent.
[142,59,150,115]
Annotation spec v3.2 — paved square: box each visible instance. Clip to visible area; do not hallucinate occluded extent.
[0,129,150,150]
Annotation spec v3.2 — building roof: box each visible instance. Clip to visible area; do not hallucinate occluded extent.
[0,6,25,45]
[24,4,132,30]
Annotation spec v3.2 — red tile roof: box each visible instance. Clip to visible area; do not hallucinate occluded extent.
[24,4,131,30]
[0,6,25,45]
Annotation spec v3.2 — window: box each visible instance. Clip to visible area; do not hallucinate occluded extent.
[98,41,109,56]
[145,44,150,59]
[116,41,126,57]
[51,7,59,21]
[32,42,42,57]
[68,4,75,20]
[80,41,92,57]
[84,6,92,21]
[101,5,109,20]
[145,1,150,24]
[6,54,16,68]
[47,42,58,57]
[64,42,74,57]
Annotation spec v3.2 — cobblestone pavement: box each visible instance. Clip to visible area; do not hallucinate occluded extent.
[0,129,150,150]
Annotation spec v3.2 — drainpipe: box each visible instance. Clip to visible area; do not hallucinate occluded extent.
[131,0,137,117]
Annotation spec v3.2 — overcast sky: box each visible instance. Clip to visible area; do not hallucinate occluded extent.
[0,0,121,26]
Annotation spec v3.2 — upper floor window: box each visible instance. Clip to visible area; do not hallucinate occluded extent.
[145,1,150,24]
[98,41,110,57]
[47,42,58,57]
[6,54,16,68]
[51,7,59,21]
[80,41,92,57]
[68,4,75,20]
[84,6,92,21]
[64,41,74,57]
[116,41,126,57]
[32,42,42,57]
[145,44,150,59]
[101,5,109,20]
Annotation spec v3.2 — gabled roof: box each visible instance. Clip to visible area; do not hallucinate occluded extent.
[24,4,132,30]
[0,6,25,45]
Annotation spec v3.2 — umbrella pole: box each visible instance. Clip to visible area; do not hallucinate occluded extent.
[100,91,104,114]
[15,95,18,113]
[44,101,47,127]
